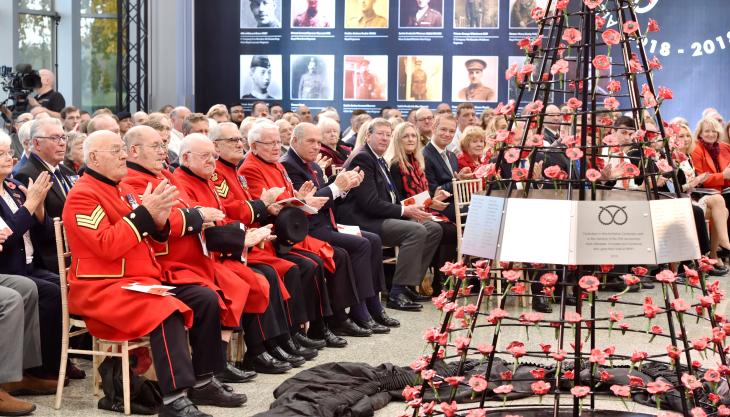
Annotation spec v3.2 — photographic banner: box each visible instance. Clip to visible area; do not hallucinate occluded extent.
[195,0,730,123]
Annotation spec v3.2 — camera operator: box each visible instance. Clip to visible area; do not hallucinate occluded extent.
[28,69,65,118]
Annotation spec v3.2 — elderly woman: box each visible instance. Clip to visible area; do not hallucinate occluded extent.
[62,132,86,174]
[692,117,730,191]
[457,126,488,173]
[206,104,230,123]
[0,132,85,392]
[318,117,351,177]
[386,122,456,295]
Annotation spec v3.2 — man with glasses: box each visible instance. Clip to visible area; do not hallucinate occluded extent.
[338,118,443,312]
[414,107,435,146]
[14,118,76,273]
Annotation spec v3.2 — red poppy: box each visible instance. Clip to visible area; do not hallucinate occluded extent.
[646,380,673,394]
[595,15,606,30]
[539,272,558,286]
[682,373,702,390]
[609,310,624,322]
[610,385,630,397]
[705,368,721,383]
[524,100,544,114]
[602,29,621,46]
[506,341,526,358]
[454,336,471,352]
[493,384,513,395]
[551,349,567,361]
[474,162,496,179]
[556,0,569,10]
[691,408,707,417]
[672,298,689,312]
[565,311,582,323]
[649,56,663,70]
[544,165,562,179]
[622,20,639,34]
[632,266,648,276]
[631,351,648,363]
[603,96,619,111]
[566,147,584,161]
[511,167,528,181]
[589,348,606,365]
[505,63,519,81]
[477,343,493,355]
[567,97,583,110]
[517,37,531,50]
[531,381,551,395]
[592,55,611,71]
[530,7,545,21]
[550,59,570,75]
[647,18,660,32]
[656,158,673,173]
[444,376,464,387]
[607,79,622,93]
[500,370,513,381]
[439,401,458,417]
[622,163,640,177]
[658,86,673,100]
[504,148,521,164]
[579,275,600,292]
[570,386,590,398]
[656,269,676,283]
[562,28,582,45]
[469,375,488,392]
[643,91,658,108]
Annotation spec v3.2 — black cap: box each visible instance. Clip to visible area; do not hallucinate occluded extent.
[250,55,271,69]
[203,222,245,259]
[273,207,308,255]
[117,111,132,120]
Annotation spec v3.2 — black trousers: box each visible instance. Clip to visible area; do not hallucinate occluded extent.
[309,227,386,302]
[150,285,223,395]
[244,264,289,347]
[693,204,711,254]
[282,250,333,322]
[430,222,458,295]
[24,266,61,376]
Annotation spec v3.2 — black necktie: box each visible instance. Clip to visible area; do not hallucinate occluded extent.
[54,168,69,196]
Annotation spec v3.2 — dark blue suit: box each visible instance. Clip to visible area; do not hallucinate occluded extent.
[280,149,386,303]
[423,142,458,222]
[0,178,62,375]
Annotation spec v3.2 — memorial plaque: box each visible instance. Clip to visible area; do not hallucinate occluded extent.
[498,198,575,265]
[461,195,506,259]
[574,201,656,265]
[649,198,701,263]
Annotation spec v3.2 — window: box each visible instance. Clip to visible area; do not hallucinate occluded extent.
[80,0,118,111]
[17,0,55,71]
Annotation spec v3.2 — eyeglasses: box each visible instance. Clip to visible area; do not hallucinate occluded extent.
[94,146,128,156]
[255,140,283,147]
[371,130,391,138]
[188,151,219,161]
[137,143,168,152]
[215,137,244,144]
[36,134,68,143]
[417,116,434,122]
[0,149,15,159]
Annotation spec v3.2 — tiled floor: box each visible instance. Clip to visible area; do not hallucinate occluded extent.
[24,275,729,416]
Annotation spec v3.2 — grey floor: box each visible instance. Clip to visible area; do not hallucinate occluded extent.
[26,276,730,416]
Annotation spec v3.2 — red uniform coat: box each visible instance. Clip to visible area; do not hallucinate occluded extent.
[62,169,192,341]
[239,153,336,272]
[172,166,285,304]
[122,164,258,323]
[691,141,730,191]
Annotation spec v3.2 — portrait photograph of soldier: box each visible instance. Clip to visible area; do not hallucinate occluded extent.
[453,0,499,28]
[399,0,444,29]
[452,56,498,103]
[240,54,282,100]
[291,55,334,100]
[397,56,443,102]
[291,0,336,28]
[240,0,282,29]
[510,0,549,29]
[343,55,387,101]
[345,0,389,29]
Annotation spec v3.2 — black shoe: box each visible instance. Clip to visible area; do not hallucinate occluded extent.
[352,317,390,334]
[310,326,348,348]
[280,338,318,361]
[532,296,552,313]
[371,309,400,327]
[67,363,86,380]
[709,265,729,276]
[215,362,257,383]
[403,287,431,302]
[159,396,211,417]
[188,378,246,408]
[241,351,292,374]
[386,293,423,311]
[293,332,326,350]
[330,318,373,337]
[267,346,305,367]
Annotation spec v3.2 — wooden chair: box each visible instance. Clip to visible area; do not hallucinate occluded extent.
[53,218,150,415]
[452,178,484,263]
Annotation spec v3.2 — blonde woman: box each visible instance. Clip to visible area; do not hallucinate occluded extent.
[457,126,487,173]
[206,104,230,123]
[691,117,730,191]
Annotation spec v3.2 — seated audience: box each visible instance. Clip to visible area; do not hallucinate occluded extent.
[62,132,86,174]
[457,126,488,173]
[318,117,352,177]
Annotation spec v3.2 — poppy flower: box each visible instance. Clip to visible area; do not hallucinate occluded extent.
[469,375,488,392]
[603,97,620,111]
[718,405,730,417]
[643,91,658,108]
[602,29,621,46]
[595,15,606,29]
[656,159,673,173]
[565,311,582,323]
[622,163,640,177]
[531,381,551,395]
[583,0,604,8]
[592,55,611,71]
[621,274,640,286]
[607,79,622,93]
[579,275,600,292]
[567,97,583,110]
[705,368,721,383]
[632,266,648,276]
[623,20,639,34]
[647,18,660,32]
[519,312,543,324]
[505,64,520,81]
[500,370,513,381]
[539,272,558,286]
[421,369,436,381]
[519,64,535,76]
[524,100,544,114]
[504,148,521,164]
[506,342,526,358]
[644,304,663,320]
[493,384,513,395]
[439,401,458,417]
[551,349,567,361]
[656,269,676,283]
[454,336,471,352]
[589,348,607,365]
[562,28,582,45]
[631,351,648,363]
[648,56,663,70]
[444,376,464,387]
[531,7,545,21]
[474,162,496,179]
[691,408,707,417]
[571,386,590,398]
[671,298,689,312]
[530,368,546,379]
[610,384,630,397]
[466,410,487,417]
[682,373,702,390]
[551,59,570,75]
[658,86,673,100]
[556,0,569,10]
[544,165,562,179]
[609,310,624,322]
[526,134,544,147]
[566,147,584,161]
[511,167,528,181]
[628,375,645,387]
[646,380,673,394]
[502,269,522,282]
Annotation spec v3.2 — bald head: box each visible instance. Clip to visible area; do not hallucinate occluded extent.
[84,130,128,181]
[38,69,55,90]
[180,133,217,179]
[87,115,120,135]
[133,111,149,125]
[544,104,562,131]
[125,126,166,174]
[170,106,192,131]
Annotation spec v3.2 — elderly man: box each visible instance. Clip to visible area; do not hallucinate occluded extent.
[338,118,442,311]
[174,133,316,372]
[11,115,33,175]
[423,114,473,222]
[414,107,435,146]
[60,106,81,132]
[241,121,364,343]
[29,69,65,118]
[86,114,121,135]
[275,119,293,153]
[182,113,210,137]
[14,118,76,273]
[296,105,313,123]
[281,123,399,331]
[447,102,478,153]
[543,104,562,145]
[64,130,246,416]
[121,126,263,382]
[169,106,192,154]
[132,111,149,125]
[210,123,329,355]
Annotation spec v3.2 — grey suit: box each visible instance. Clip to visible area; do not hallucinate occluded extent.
[0,274,41,383]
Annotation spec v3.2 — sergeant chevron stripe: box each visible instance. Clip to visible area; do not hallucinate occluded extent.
[75,206,106,230]
[216,180,229,198]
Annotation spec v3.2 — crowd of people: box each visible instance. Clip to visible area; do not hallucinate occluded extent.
[0,66,729,417]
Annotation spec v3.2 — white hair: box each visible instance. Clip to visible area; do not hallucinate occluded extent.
[317,116,340,133]
[209,122,238,141]
[179,133,212,166]
[18,122,33,146]
[247,119,278,147]
[29,117,63,140]
[0,130,11,147]
[83,130,116,163]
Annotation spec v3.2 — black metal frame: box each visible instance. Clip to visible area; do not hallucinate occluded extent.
[116,0,148,112]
